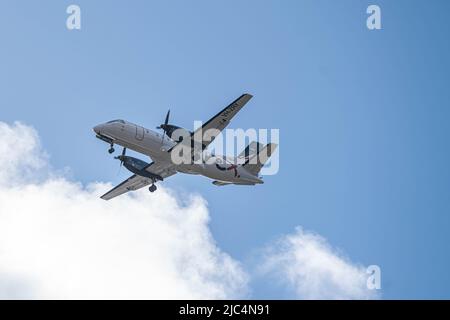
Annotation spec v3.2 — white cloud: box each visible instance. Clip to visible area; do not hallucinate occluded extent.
[0,121,379,300]
[0,122,248,299]
[0,122,48,186]
[259,227,379,299]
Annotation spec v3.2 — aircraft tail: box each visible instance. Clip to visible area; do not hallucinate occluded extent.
[241,142,278,176]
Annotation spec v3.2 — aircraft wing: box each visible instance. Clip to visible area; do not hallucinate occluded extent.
[168,93,253,160]
[195,93,253,146]
[100,161,176,200]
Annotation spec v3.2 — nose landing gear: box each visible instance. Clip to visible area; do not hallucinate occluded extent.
[108,143,115,154]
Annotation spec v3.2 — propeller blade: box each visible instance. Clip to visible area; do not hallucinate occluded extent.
[115,148,127,176]
[115,147,127,164]
[121,147,126,165]
[156,109,171,143]
[162,109,170,143]
[164,109,170,126]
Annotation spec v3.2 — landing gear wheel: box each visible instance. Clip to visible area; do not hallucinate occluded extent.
[108,144,115,154]
[149,184,157,193]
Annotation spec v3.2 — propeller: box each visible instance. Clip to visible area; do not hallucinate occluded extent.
[114,147,127,167]
[156,109,170,143]
[114,147,126,176]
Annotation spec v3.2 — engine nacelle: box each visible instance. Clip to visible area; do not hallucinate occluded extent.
[120,156,163,181]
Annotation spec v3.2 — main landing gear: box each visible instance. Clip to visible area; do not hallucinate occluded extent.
[149,184,157,193]
[108,143,115,154]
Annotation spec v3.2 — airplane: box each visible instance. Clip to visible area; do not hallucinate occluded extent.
[93,93,278,200]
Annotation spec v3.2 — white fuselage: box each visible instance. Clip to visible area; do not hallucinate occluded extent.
[93,120,263,184]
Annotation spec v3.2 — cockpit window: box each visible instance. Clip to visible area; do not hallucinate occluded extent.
[106,119,125,124]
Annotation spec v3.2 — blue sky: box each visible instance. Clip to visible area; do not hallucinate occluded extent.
[1,0,450,299]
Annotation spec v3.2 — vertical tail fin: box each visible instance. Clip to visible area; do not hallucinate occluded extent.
[238,141,264,160]
[242,143,278,175]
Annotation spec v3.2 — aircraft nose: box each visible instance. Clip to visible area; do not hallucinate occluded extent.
[93,124,103,134]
